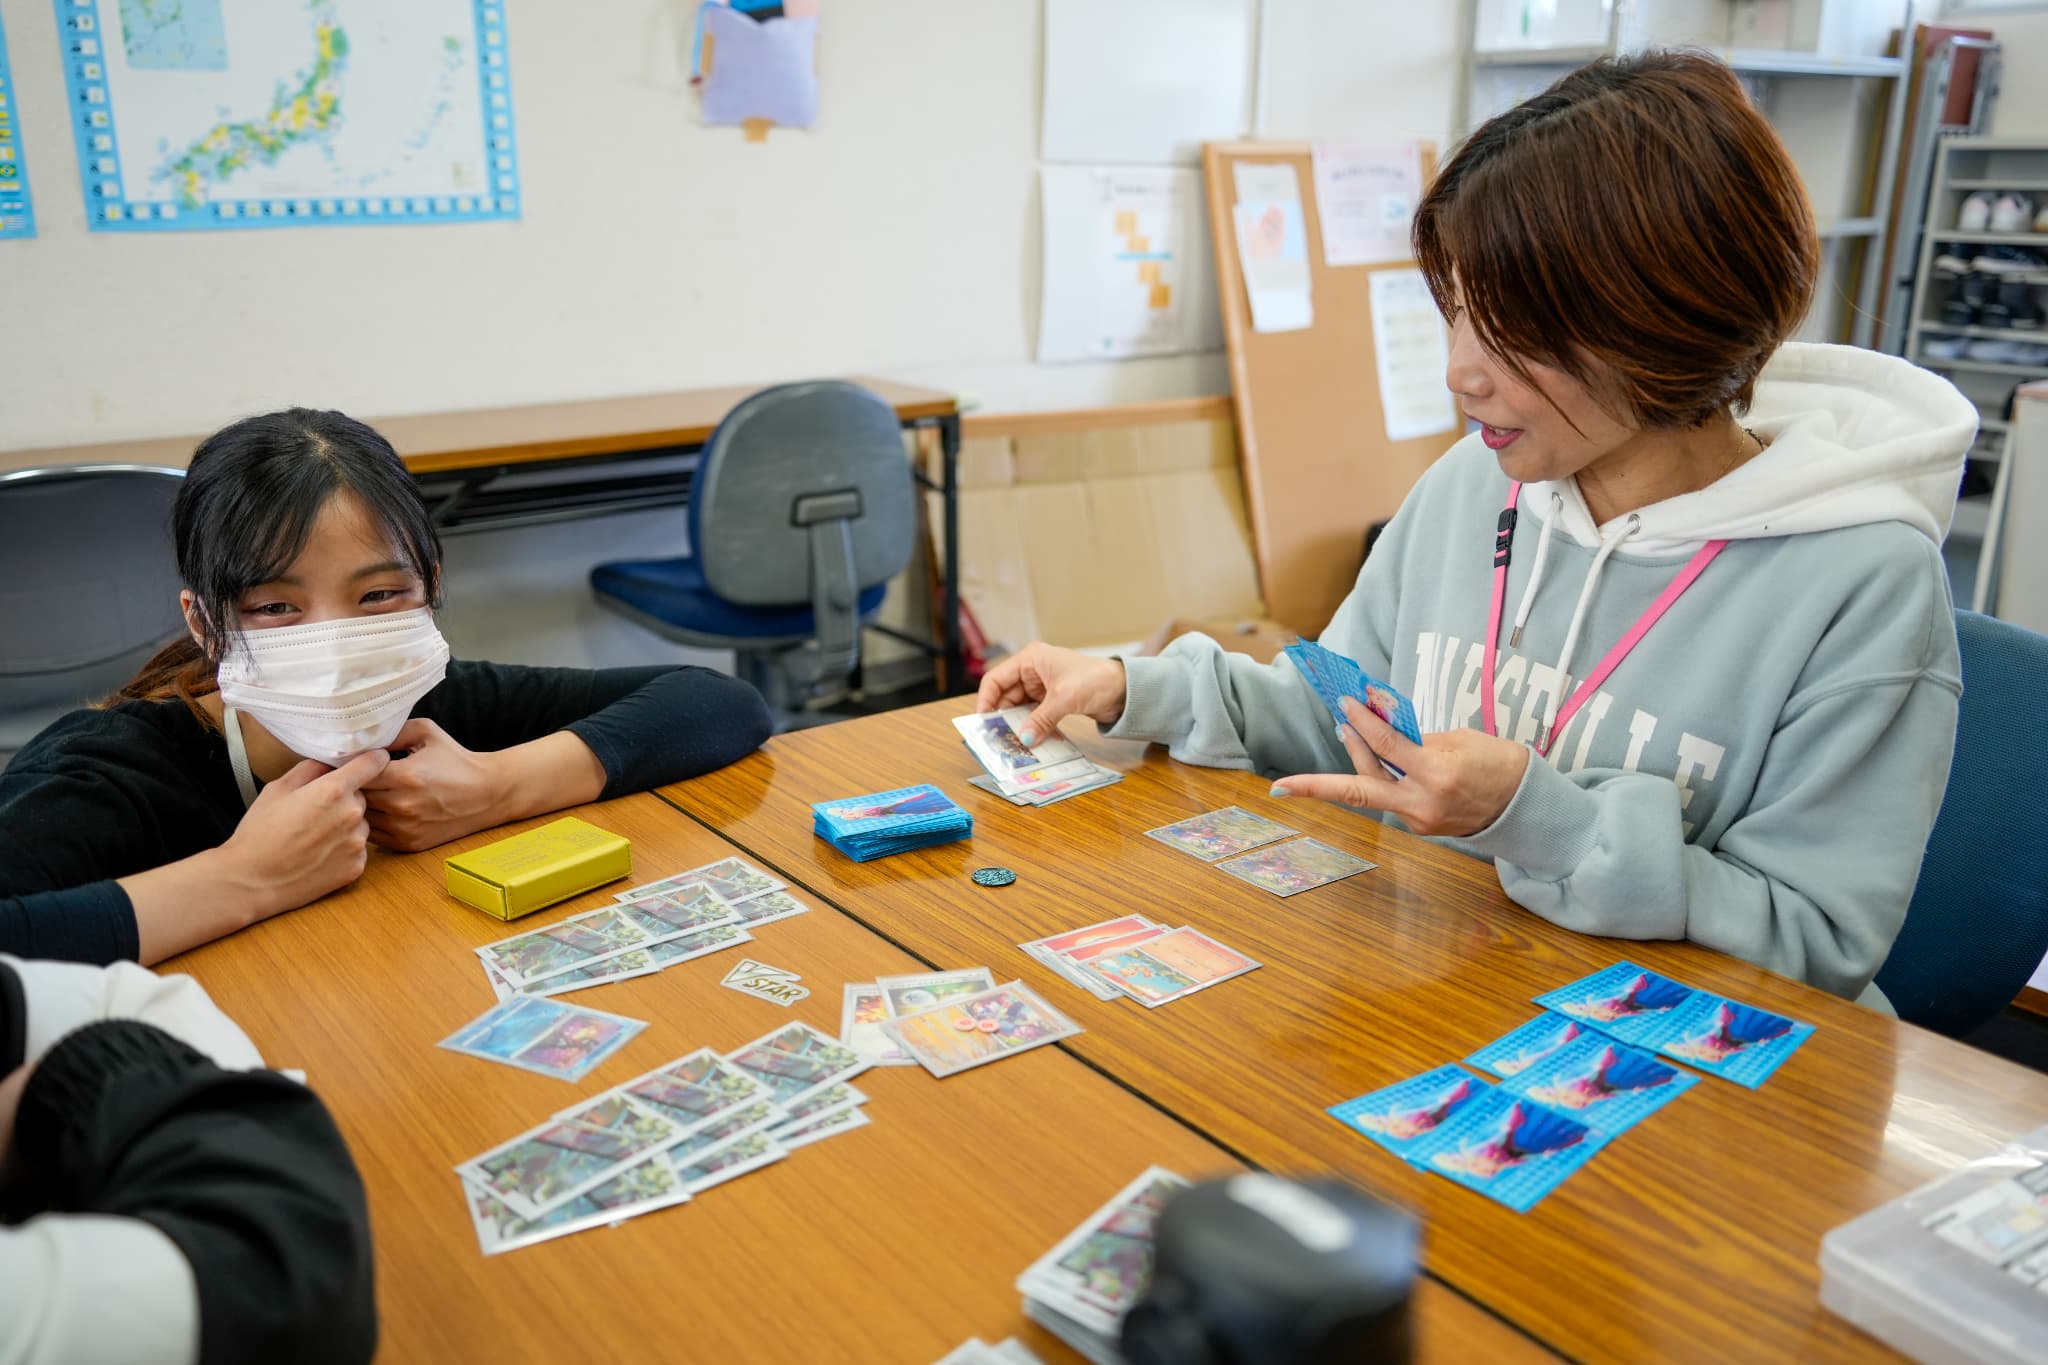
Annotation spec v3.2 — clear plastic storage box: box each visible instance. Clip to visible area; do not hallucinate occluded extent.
[1820,1123,2048,1365]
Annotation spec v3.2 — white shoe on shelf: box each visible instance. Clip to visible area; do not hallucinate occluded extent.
[1922,334,1968,359]
[1958,192,1993,231]
[1989,193,2037,234]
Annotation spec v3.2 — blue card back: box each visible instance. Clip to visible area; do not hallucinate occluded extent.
[1404,1089,1609,1213]
[1327,1065,1493,1158]
[813,784,963,837]
[1466,1012,1590,1079]
[1633,993,1813,1089]
[1499,1031,1698,1135]
[1281,641,1423,745]
[1532,961,1696,1048]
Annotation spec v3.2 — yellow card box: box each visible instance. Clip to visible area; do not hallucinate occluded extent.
[445,817,632,921]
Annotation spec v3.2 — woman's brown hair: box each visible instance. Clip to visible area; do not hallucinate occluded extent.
[1413,50,1819,430]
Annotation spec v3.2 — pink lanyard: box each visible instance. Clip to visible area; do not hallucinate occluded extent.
[1481,481,1728,757]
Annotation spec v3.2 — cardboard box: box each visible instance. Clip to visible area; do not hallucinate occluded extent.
[931,404,1267,653]
[445,816,631,921]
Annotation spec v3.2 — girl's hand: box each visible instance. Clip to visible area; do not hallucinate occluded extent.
[1271,696,1530,838]
[359,718,509,852]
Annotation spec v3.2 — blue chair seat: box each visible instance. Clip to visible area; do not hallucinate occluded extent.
[591,553,887,644]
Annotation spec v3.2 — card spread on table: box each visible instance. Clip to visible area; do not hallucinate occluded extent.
[1145,806,1300,862]
[437,995,644,1082]
[726,1021,870,1108]
[465,1151,691,1256]
[615,883,741,937]
[475,906,678,990]
[722,889,812,927]
[1082,926,1261,1008]
[1216,838,1377,897]
[665,1099,784,1162]
[1281,640,1423,745]
[875,967,998,1019]
[1403,1088,1608,1213]
[841,983,913,1065]
[1328,1064,1494,1158]
[776,1104,872,1151]
[599,1049,772,1138]
[672,1130,788,1194]
[969,768,1125,807]
[1533,961,1697,1048]
[880,980,1083,1079]
[1015,1166,1189,1336]
[1021,916,1162,1000]
[775,1081,865,1127]
[615,856,786,907]
[454,1093,681,1220]
[1466,1012,1590,1079]
[1499,1031,1698,1136]
[1632,992,1814,1089]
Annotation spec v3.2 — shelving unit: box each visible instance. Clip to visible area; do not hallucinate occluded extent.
[1453,0,1912,348]
[1902,135,2048,612]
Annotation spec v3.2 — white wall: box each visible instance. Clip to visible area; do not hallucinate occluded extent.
[1984,10,2048,137]
[0,0,1461,452]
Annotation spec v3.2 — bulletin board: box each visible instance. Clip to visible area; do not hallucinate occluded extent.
[1202,139,1455,637]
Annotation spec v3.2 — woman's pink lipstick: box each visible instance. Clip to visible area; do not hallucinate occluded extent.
[1479,423,1522,451]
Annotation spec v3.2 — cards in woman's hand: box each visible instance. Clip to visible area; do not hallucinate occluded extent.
[880,980,1083,1078]
[437,994,645,1081]
[1217,837,1376,896]
[1281,641,1423,744]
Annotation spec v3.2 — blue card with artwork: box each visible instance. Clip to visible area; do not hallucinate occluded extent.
[1499,1031,1697,1136]
[1633,993,1814,1090]
[811,784,971,862]
[1466,1012,1591,1079]
[1327,1065,1494,1158]
[1404,1089,1609,1213]
[1532,961,1696,1048]
[1282,641,1423,745]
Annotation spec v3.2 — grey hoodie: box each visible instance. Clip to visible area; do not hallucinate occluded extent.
[1112,344,1976,1004]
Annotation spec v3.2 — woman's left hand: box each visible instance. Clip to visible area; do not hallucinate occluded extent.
[1271,696,1531,838]
[360,718,509,852]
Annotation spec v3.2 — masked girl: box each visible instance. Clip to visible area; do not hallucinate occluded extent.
[0,409,773,965]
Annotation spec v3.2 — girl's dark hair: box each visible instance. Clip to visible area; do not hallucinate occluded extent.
[110,408,442,713]
[1413,50,1818,430]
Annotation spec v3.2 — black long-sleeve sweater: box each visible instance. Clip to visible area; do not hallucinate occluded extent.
[0,660,771,963]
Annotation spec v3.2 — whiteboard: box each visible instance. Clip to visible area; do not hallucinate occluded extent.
[1041,0,1254,166]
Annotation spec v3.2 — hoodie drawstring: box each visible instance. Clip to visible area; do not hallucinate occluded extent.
[1508,492,1562,648]
[1483,481,1731,758]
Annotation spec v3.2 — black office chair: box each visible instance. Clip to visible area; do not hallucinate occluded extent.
[0,465,186,764]
[589,381,916,719]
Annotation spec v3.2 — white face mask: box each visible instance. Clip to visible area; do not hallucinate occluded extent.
[216,606,450,779]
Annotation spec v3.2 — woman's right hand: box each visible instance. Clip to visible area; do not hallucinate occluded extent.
[975,643,1128,744]
[218,751,390,917]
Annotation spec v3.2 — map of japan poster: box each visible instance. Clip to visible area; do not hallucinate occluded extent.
[53,0,521,231]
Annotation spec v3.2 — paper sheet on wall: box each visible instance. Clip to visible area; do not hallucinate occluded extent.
[1041,0,1252,165]
[700,6,819,129]
[1312,142,1422,267]
[1038,165,1223,363]
[1367,268,1457,441]
[0,8,35,239]
[1232,198,1312,334]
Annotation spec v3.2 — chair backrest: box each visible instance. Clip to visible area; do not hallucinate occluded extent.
[0,464,186,712]
[690,381,915,607]
[1875,610,2048,1035]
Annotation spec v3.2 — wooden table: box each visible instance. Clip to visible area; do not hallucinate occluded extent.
[1,378,969,689]
[658,698,2048,1365]
[169,792,1547,1364]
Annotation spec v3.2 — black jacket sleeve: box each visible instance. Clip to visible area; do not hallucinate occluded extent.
[2,1018,378,1365]
[0,882,142,966]
[418,660,772,798]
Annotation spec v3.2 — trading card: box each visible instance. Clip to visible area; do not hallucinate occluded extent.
[437,995,644,1082]
[1281,641,1424,745]
[1215,838,1377,897]
[724,889,811,928]
[1532,962,1697,1047]
[1465,1012,1589,1079]
[673,1131,788,1193]
[776,1105,871,1151]
[1501,1032,1698,1135]
[642,923,753,967]
[664,1099,784,1162]
[617,856,786,906]
[599,1048,767,1136]
[1633,993,1814,1089]
[815,784,963,831]
[455,1104,681,1219]
[779,1082,866,1125]
[522,949,664,998]
[1022,917,1158,1000]
[954,707,1089,788]
[727,1021,868,1107]
[1083,927,1261,1007]
[475,906,666,989]
[722,974,811,1007]
[465,1152,691,1256]
[722,958,799,985]
[842,983,913,1065]
[880,981,1084,1079]
[1014,1166,1189,1333]
[1145,806,1300,862]
[1327,1064,1493,1157]
[616,883,741,937]
[1404,1089,1608,1213]
[875,967,998,1018]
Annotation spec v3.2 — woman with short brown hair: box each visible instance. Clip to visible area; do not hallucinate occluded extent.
[978,53,1976,1007]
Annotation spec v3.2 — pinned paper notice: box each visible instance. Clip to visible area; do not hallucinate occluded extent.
[1312,142,1423,267]
[1038,164,1223,361]
[1233,198,1312,333]
[1367,268,1457,441]
[700,6,818,130]
[1232,161,1303,206]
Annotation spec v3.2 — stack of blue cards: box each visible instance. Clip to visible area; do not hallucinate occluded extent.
[1282,640,1423,745]
[1532,961,1815,1090]
[812,784,972,862]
